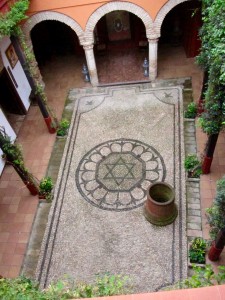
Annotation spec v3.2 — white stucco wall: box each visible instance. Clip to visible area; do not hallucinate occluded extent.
[0,36,31,110]
[0,108,16,175]
[0,36,31,175]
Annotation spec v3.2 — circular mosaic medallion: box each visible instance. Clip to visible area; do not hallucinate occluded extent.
[76,139,166,211]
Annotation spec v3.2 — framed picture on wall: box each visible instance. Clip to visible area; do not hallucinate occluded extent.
[5,44,18,69]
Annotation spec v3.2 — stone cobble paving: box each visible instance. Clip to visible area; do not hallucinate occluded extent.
[184,119,202,242]
[22,78,198,280]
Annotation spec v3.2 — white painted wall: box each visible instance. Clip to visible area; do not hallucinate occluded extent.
[0,36,31,110]
[0,108,16,175]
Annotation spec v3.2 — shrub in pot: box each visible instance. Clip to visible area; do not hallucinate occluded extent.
[56,118,70,137]
[184,102,197,119]
[39,176,53,201]
[189,237,207,265]
[184,154,202,178]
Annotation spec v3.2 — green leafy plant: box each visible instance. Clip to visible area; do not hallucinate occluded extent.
[206,176,225,240]
[182,265,225,288]
[189,237,207,264]
[57,118,70,137]
[0,0,29,38]
[164,265,225,290]
[196,0,225,135]
[184,102,197,119]
[0,274,131,299]
[39,176,53,201]
[184,154,202,178]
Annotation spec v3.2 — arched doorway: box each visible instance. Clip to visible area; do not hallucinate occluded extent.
[31,20,84,66]
[29,20,87,114]
[158,0,202,78]
[94,11,148,84]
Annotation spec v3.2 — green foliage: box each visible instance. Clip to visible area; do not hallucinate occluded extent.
[39,177,53,194]
[0,0,30,38]
[189,238,207,264]
[57,119,70,137]
[39,176,53,201]
[0,277,43,300]
[184,102,197,119]
[0,274,131,300]
[70,273,131,298]
[165,265,225,290]
[181,265,225,288]
[206,176,225,240]
[184,154,202,178]
[196,0,225,135]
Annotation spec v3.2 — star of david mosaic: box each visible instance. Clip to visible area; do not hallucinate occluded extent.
[76,139,166,211]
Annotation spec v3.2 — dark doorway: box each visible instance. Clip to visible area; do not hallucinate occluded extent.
[94,11,148,84]
[31,20,84,66]
[160,0,202,57]
[94,12,147,51]
[0,68,26,115]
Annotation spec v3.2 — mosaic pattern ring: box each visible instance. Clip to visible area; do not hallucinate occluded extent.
[76,138,166,211]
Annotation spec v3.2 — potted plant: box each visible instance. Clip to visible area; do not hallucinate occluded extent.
[188,237,207,267]
[184,154,202,178]
[39,176,54,201]
[56,118,70,137]
[144,182,177,226]
[184,102,197,119]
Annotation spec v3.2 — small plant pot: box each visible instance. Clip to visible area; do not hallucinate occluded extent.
[38,193,46,199]
[56,134,68,139]
[38,188,54,202]
[144,182,178,226]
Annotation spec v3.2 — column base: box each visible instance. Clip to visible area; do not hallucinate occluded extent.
[208,241,223,261]
[202,156,213,174]
[24,181,39,196]
[44,116,56,134]
[198,98,204,115]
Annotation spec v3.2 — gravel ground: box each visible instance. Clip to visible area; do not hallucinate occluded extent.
[36,83,187,292]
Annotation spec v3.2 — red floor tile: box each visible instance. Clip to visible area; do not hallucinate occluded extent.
[14,243,27,255]
[7,266,21,278]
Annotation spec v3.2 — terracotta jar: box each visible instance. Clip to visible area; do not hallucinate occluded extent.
[144,182,177,226]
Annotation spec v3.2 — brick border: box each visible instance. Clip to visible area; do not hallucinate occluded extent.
[154,0,189,37]
[22,11,85,43]
[85,1,154,43]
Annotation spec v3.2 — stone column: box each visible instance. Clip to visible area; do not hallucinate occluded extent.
[83,43,99,86]
[148,38,159,81]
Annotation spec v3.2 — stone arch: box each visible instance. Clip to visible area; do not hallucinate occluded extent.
[154,0,189,37]
[22,11,85,43]
[84,1,154,44]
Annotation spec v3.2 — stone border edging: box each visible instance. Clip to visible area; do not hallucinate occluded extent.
[184,117,203,271]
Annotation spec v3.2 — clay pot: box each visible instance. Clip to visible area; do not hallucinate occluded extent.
[144,182,177,226]
[208,241,223,261]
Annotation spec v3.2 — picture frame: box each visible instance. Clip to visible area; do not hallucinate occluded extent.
[5,44,18,69]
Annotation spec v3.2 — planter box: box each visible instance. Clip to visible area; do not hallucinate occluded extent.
[188,242,206,268]
[188,257,206,268]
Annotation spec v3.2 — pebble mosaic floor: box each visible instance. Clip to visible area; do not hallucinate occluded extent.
[36,83,187,292]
